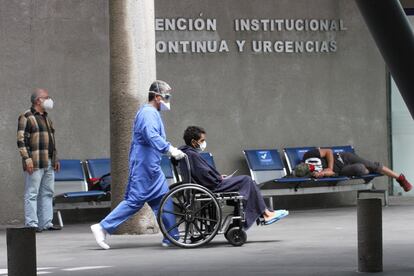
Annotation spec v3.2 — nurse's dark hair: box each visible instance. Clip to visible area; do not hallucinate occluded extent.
[148,92,156,101]
[183,126,206,146]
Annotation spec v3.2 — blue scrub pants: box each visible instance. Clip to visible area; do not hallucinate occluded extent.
[100,196,178,241]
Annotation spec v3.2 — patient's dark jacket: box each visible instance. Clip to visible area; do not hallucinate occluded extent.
[179,145,267,229]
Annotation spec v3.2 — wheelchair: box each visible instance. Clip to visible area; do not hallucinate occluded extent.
[157,155,248,248]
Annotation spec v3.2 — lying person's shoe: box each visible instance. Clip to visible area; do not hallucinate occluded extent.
[264,209,289,225]
[45,225,62,231]
[91,223,110,250]
[397,174,412,192]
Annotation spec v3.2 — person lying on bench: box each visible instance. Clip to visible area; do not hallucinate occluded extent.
[179,126,289,229]
[294,148,412,192]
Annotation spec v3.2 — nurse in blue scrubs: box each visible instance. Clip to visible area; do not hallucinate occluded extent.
[91,80,185,249]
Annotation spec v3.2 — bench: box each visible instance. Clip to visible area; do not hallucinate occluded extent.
[243,146,388,208]
[85,158,111,181]
[54,159,110,227]
[161,155,177,185]
[85,156,176,186]
[200,152,216,168]
[54,155,177,226]
[54,159,88,195]
[172,152,217,182]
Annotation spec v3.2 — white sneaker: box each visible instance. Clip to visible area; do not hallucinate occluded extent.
[90,223,110,250]
[161,241,170,247]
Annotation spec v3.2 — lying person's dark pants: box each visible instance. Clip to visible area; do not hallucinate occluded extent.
[338,152,383,176]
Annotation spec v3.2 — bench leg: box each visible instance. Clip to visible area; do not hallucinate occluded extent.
[57,210,64,228]
[384,190,389,207]
[266,196,274,210]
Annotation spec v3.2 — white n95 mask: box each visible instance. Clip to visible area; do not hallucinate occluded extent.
[160,100,170,111]
[199,141,207,151]
[41,98,54,110]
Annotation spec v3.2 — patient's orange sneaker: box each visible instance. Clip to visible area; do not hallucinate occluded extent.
[397,174,412,192]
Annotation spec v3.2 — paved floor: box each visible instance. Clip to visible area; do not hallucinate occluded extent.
[1,200,413,276]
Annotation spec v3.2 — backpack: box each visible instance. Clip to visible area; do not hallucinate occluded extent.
[88,173,111,192]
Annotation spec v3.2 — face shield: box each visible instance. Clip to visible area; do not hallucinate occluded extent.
[149,80,173,111]
[158,93,171,111]
[155,92,172,103]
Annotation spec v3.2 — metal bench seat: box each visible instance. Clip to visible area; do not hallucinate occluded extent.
[243,146,388,208]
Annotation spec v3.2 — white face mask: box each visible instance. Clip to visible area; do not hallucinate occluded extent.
[198,141,207,151]
[41,98,54,110]
[160,100,170,111]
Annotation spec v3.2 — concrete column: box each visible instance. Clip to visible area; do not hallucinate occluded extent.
[7,228,36,276]
[109,0,158,234]
[356,0,414,119]
[357,198,383,272]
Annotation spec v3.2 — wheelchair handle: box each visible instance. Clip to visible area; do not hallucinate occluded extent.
[183,153,192,183]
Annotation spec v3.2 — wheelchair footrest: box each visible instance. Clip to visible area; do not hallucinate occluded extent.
[214,192,241,197]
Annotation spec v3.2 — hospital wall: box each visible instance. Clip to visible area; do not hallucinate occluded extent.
[156,0,389,208]
[0,0,388,224]
[0,0,110,224]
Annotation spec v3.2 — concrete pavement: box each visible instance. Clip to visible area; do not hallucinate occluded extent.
[1,199,413,275]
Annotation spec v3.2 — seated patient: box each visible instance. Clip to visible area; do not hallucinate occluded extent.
[294,148,412,192]
[179,126,288,229]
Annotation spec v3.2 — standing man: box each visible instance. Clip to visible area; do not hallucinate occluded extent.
[17,88,61,232]
[91,80,185,249]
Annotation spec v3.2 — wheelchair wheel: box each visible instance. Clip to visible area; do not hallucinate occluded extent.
[157,183,222,248]
[225,227,247,246]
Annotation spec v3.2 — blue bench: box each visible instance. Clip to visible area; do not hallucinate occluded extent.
[171,152,217,183]
[86,156,175,186]
[54,159,88,195]
[243,149,287,183]
[161,155,176,185]
[283,146,350,183]
[54,159,110,227]
[284,145,383,183]
[54,155,182,226]
[200,152,216,168]
[243,146,388,207]
[85,158,111,180]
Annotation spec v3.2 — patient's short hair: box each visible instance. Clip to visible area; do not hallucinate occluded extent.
[183,126,206,146]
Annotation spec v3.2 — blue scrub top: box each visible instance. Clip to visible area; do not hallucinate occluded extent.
[125,104,171,202]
